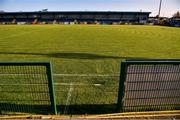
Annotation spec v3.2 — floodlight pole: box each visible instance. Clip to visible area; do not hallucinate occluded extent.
[158,0,162,17]
[158,0,162,24]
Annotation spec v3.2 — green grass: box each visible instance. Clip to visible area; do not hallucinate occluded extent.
[0,25,180,73]
[0,25,180,114]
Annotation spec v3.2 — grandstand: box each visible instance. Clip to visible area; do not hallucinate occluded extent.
[0,11,151,24]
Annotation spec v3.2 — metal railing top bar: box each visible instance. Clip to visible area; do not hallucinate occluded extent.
[0,62,51,66]
[124,59,180,65]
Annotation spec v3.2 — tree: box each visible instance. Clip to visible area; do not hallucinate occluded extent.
[173,11,180,18]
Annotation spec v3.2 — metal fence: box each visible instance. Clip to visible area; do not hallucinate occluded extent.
[0,62,56,115]
[0,60,180,115]
[117,59,180,112]
[53,74,119,114]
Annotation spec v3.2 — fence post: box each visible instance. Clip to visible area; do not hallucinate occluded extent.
[46,62,57,115]
[117,61,128,112]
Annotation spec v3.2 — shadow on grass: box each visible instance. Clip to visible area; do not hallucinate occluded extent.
[0,52,148,60]
[0,103,117,115]
[57,104,117,115]
[0,103,51,115]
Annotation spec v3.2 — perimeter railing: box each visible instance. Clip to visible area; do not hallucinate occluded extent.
[117,59,180,112]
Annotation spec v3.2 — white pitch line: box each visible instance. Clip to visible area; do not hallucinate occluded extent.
[54,83,104,87]
[54,83,87,86]
[0,73,120,77]
[0,73,46,76]
[53,74,119,77]
[64,83,74,114]
[0,83,104,87]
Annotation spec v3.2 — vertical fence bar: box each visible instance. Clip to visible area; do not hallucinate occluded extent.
[46,62,57,115]
[117,61,128,112]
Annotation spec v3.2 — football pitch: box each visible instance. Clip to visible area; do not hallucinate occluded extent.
[0,25,180,114]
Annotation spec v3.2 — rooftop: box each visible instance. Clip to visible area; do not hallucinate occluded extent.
[0,11,151,14]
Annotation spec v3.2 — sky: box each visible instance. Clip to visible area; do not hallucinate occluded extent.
[0,0,179,17]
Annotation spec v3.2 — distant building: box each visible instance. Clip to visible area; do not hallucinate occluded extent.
[0,10,5,12]
[0,11,151,24]
[148,17,159,24]
[148,17,169,25]
[148,16,180,27]
[169,18,180,27]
